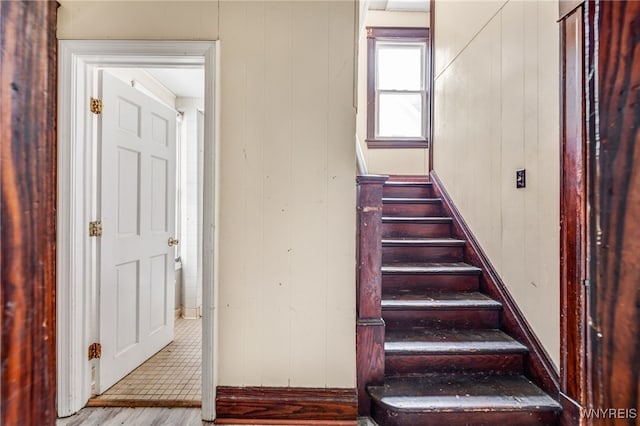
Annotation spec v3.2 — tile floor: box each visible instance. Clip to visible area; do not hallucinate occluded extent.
[91,318,201,403]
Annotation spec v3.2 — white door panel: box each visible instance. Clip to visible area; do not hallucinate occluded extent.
[97,71,176,393]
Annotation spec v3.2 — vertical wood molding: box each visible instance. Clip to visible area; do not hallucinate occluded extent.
[589,0,640,417]
[558,5,589,425]
[1,1,58,424]
[356,175,388,416]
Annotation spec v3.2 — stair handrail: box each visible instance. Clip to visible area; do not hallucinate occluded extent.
[355,174,388,416]
[356,135,368,176]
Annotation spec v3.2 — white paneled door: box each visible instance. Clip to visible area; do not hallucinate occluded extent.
[97,71,177,393]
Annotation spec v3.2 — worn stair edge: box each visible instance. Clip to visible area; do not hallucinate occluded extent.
[382,197,442,204]
[382,238,466,246]
[382,263,482,274]
[384,181,433,187]
[368,375,562,413]
[382,297,501,310]
[383,216,452,223]
[385,340,528,355]
[373,394,561,412]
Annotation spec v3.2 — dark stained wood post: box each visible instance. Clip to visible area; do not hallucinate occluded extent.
[560,1,640,424]
[1,1,58,425]
[558,1,589,423]
[356,175,388,416]
[588,0,640,421]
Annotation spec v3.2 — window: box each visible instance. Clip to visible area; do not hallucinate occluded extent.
[366,27,430,148]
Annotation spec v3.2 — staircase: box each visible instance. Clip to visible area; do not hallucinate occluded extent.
[366,178,561,426]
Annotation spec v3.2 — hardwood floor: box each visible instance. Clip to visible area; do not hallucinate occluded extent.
[57,407,205,425]
[57,408,378,426]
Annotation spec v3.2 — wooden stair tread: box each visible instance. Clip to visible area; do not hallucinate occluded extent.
[385,329,528,354]
[384,182,433,187]
[382,262,482,274]
[368,374,561,412]
[382,238,465,246]
[382,292,501,310]
[383,216,452,223]
[382,197,442,204]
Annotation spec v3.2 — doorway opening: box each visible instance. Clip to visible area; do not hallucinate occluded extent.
[57,41,218,421]
[83,66,205,406]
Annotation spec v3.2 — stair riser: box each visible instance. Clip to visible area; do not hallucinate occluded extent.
[385,353,524,376]
[383,223,451,238]
[382,203,443,217]
[383,186,434,198]
[383,274,480,292]
[383,309,500,330]
[371,406,559,426]
[382,245,464,263]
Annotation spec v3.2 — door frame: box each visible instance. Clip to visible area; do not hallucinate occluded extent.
[56,40,219,420]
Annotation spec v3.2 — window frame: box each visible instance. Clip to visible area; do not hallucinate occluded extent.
[366,27,430,149]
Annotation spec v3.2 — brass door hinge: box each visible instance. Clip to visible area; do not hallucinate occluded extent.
[88,343,102,360]
[89,221,102,237]
[90,97,103,115]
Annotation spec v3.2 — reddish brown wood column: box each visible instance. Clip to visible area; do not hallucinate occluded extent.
[1,1,58,425]
[356,175,388,416]
[559,1,589,424]
[588,0,640,422]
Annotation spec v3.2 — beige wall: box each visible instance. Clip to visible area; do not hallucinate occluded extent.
[58,1,219,40]
[356,10,430,175]
[217,0,356,388]
[58,0,358,388]
[433,0,560,367]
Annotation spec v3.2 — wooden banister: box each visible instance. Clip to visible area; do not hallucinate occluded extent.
[355,174,388,416]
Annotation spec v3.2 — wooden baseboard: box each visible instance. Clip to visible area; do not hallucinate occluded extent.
[215,386,357,422]
[430,171,560,397]
[215,420,357,425]
[559,392,584,426]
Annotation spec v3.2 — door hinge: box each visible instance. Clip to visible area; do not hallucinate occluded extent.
[89,221,102,237]
[88,343,102,360]
[90,97,103,115]
[583,279,590,288]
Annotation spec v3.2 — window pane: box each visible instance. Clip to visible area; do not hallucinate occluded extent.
[377,44,423,90]
[378,93,423,138]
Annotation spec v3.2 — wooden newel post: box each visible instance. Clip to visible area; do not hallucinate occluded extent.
[356,175,388,416]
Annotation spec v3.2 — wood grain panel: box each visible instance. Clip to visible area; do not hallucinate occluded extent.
[589,0,640,418]
[355,175,387,416]
[0,1,58,425]
[559,5,590,423]
[215,386,357,421]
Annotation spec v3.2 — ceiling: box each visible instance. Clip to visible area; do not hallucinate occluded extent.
[368,0,430,12]
[144,67,204,98]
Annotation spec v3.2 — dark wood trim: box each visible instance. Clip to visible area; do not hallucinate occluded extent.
[87,399,201,408]
[558,0,584,21]
[215,419,357,425]
[355,175,388,416]
[365,139,428,149]
[366,27,430,150]
[430,172,560,398]
[387,174,430,183]
[1,1,58,425]
[588,0,640,417]
[559,392,582,426]
[367,26,429,40]
[215,387,357,421]
[429,0,435,172]
[558,4,590,424]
